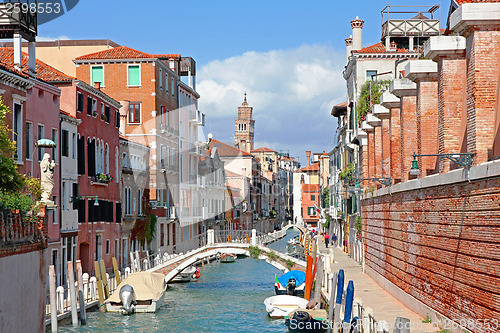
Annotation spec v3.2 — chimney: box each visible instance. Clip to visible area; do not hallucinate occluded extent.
[390,41,397,52]
[28,41,36,76]
[350,17,364,51]
[306,151,311,167]
[94,82,101,90]
[119,101,130,135]
[345,36,353,63]
[13,33,22,72]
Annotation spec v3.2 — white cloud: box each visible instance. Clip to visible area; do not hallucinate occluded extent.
[36,35,71,41]
[197,44,344,161]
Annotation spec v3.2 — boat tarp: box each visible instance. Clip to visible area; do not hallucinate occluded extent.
[106,272,166,303]
[278,270,306,286]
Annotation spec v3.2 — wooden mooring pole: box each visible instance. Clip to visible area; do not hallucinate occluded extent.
[49,265,57,333]
[76,260,86,325]
[94,261,106,312]
[67,261,78,327]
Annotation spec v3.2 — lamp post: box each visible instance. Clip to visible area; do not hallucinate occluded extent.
[410,152,474,176]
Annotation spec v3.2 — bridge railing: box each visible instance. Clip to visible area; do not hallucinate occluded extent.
[133,228,289,272]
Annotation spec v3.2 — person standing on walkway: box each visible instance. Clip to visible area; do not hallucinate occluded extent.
[331,233,337,247]
[324,232,330,248]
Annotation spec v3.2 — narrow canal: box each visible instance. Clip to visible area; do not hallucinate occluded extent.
[59,229,300,333]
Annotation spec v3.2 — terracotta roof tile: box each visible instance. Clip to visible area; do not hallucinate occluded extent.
[354,42,411,54]
[299,162,320,172]
[0,48,74,82]
[454,0,500,4]
[60,110,77,119]
[152,54,181,59]
[209,139,253,157]
[75,46,182,61]
[251,147,277,153]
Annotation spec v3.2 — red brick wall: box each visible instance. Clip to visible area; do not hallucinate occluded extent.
[362,176,500,333]
[368,131,374,179]
[416,79,439,176]
[390,107,401,183]
[374,126,382,184]
[437,55,467,172]
[400,96,417,181]
[465,29,500,164]
[381,118,391,178]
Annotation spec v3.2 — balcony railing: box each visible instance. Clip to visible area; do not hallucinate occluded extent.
[381,19,440,39]
[0,2,37,40]
[1,210,44,247]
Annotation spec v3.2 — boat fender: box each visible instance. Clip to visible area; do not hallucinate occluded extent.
[293,310,311,322]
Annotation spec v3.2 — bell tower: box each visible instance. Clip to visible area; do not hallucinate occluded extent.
[234,93,255,152]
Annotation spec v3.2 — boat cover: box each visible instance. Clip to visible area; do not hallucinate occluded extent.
[278,270,306,286]
[106,272,166,303]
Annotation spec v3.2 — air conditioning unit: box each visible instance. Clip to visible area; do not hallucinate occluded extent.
[149,201,158,209]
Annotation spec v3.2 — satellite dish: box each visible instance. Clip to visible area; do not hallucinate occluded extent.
[207,133,213,140]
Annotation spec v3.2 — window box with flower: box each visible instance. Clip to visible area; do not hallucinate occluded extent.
[93,173,113,184]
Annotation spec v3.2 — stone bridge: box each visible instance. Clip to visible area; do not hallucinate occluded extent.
[134,225,307,283]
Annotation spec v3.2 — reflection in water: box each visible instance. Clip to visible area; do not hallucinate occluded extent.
[58,230,300,333]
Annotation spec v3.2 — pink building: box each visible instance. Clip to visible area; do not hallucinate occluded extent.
[42,65,122,274]
[0,48,64,281]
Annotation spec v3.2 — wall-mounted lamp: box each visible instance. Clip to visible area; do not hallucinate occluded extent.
[355,177,392,187]
[410,152,474,176]
[71,195,100,206]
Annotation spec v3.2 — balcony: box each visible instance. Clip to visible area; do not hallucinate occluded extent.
[189,108,205,127]
[382,18,440,40]
[160,124,179,137]
[166,206,177,219]
[0,2,37,41]
[189,141,206,156]
[160,160,178,174]
[1,210,44,247]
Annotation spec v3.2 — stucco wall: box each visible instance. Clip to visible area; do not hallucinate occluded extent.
[0,249,47,333]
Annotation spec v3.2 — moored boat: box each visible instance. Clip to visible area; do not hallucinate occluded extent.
[105,272,167,314]
[171,266,201,283]
[264,295,309,319]
[219,253,236,263]
[275,270,306,297]
[285,309,328,333]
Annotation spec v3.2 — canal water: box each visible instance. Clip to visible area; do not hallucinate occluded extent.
[59,229,300,333]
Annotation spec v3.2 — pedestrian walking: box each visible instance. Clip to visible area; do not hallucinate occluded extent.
[324,232,330,248]
[331,233,338,247]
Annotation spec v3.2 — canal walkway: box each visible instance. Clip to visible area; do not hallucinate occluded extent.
[316,239,440,332]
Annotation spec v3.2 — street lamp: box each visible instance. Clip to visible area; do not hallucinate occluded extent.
[410,152,474,176]
[72,195,100,206]
[355,177,392,187]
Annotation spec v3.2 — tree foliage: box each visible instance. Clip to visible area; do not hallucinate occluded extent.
[356,80,391,125]
[0,100,24,192]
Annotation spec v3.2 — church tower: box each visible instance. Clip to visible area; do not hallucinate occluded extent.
[234,93,255,152]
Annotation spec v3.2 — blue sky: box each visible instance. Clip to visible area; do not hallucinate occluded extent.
[39,0,451,164]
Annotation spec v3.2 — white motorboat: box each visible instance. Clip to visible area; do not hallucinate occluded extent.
[105,272,167,314]
[264,295,309,319]
[171,266,200,283]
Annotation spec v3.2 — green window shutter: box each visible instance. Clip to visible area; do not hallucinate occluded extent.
[91,66,103,86]
[128,66,140,86]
